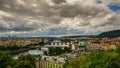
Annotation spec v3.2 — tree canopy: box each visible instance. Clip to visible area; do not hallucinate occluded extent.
[0,51,36,68]
[64,47,120,68]
[0,51,14,68]
[14,61,34,68]
[18,54,36,68]
[48,47,71,56]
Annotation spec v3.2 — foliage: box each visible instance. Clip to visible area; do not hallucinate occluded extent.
[48,47,71,56]
[14,61,34,68]
[0,51,14,68]
[18,54,36,68]
[0,44,31,51]
[64,47,120,68]
[0,45,29,55]
[98,30,120,38]
[0,51,36,68]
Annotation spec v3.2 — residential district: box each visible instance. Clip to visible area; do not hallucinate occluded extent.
[0,36,120,68]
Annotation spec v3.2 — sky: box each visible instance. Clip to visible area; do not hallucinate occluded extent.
[0,0,120,37]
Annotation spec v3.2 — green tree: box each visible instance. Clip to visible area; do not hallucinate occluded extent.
[64,48,120,68]
[48,47,63,56]
[18,54,36,68]
[0,51,14,68]
[63,47,71,53]
[14,61,34,68]
[48,47,71,56]
[64,57,81,68]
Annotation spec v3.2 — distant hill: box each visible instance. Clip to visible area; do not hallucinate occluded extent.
[97,30,120,38]
[61,35,96,38]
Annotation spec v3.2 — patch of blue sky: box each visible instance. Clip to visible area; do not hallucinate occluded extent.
[108,3,120,12]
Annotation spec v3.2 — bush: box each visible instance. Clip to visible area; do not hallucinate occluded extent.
[18,54,36,68]
[0,51,14,68]
[48,47,71,56]
[64,47,120,68]
[14,61,34,68]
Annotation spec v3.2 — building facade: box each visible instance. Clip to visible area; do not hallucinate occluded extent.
[36,60,63,68]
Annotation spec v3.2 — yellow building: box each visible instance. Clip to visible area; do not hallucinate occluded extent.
[36,60,63,68]
[103,45,117,50]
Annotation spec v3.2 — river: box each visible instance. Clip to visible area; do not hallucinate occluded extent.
[13,49,42,59]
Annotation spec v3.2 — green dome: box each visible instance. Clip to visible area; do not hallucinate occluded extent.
[28,50,44,56]
[78,41,86,47]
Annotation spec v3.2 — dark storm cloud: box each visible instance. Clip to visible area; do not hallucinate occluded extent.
[52,0,66,4]
[5,27,36,31]
[0,0,105,19]
[0,0,51,17]
[0,21,37,32]
[58,4,105,18]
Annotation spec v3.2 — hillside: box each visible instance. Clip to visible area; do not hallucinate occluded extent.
[98,30,120,38]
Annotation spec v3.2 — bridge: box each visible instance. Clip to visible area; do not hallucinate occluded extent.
[30,45,70,49]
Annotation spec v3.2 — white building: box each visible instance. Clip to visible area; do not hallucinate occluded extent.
[45,40,70,47]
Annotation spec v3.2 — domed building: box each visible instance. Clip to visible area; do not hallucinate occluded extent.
[78,41,86,51]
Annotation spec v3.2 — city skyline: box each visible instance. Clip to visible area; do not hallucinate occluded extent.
[0,0,120,37]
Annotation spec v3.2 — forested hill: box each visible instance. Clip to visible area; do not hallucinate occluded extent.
[97,30,120,38]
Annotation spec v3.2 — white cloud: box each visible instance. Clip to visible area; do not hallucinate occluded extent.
[0,0,120,36]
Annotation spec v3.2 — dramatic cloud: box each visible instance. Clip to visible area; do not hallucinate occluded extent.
[52,0,66,4]
[0,0,120,36]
